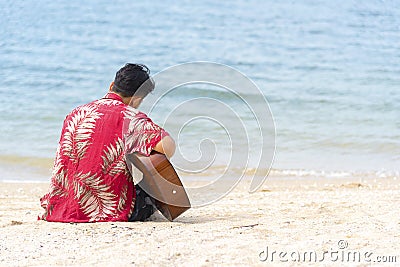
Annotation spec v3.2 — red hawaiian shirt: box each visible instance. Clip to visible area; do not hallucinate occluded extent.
[40,92,168,222]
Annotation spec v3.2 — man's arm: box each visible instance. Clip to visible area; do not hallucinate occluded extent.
[153,136,176,159]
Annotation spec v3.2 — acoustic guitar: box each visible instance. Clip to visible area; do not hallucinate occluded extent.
[126,151,191,221]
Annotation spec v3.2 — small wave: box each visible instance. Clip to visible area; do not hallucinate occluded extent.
[177,164,400,180]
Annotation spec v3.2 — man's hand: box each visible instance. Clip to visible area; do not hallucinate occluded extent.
[153,136,176,159]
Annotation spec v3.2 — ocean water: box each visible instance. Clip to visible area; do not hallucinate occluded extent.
[0,0,399,181]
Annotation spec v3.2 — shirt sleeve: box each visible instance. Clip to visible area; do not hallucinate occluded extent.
[124,111,169,156]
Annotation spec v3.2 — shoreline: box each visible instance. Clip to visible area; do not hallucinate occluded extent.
[1,158,399,184]
[1,176,399,265]
[1,152,399,182]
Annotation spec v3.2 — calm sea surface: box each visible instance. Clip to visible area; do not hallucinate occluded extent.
[0,0,399,181]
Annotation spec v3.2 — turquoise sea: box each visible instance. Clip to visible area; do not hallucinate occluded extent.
[0,0,399,181]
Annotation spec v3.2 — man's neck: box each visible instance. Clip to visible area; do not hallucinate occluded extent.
[106,91,131,105]
[120,95,133,106]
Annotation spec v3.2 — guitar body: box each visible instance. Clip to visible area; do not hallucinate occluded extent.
[126,151,191,221]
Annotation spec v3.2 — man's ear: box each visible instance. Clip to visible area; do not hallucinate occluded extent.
[109,82,114,92]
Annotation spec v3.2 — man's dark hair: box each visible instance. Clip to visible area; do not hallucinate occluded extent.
[112,63,155,97]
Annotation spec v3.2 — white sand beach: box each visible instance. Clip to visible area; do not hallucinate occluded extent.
[0,176,399,266]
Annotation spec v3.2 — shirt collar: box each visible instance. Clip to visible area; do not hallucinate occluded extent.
[102,92,124,103]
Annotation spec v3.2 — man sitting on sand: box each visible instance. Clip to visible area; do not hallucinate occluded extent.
[40,63,175,222]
